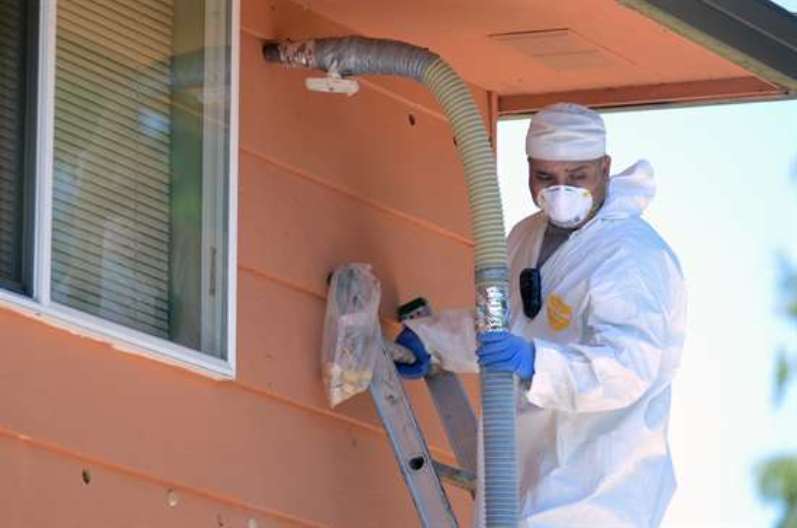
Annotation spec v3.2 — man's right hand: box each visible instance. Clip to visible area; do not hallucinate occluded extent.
[394,326,432,379]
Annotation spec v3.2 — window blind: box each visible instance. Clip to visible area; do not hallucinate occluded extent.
[0,0,27,289]
[52,0,175,337]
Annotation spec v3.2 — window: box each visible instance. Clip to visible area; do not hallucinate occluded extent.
[0,0,238,374]
[0,0,37,294]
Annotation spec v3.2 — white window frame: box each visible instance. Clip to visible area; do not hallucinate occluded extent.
[0,0,240,379]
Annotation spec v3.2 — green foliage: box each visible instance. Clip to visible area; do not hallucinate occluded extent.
[775,349,794,405]
[783,509,797,528]
[759,456,797,528]
[760,456,797,505]
[780,260,797,324]
[760,261,797,527]
[773,262,797,406]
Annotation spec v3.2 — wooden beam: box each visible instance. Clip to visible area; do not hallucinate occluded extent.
[618,0,797,92]
[498,76,786,116]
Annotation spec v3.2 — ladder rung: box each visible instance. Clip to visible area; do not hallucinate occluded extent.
[432,461,477,493]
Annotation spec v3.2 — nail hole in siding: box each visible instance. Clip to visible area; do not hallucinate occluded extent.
[81,469,91,485]
[408,113,416,126]
[167,489,179,507]
[452,136,458,147]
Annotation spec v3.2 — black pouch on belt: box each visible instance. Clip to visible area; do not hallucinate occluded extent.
[519,268,542,319]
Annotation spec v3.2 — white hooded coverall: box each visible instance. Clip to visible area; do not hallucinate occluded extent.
[406,160,687,527]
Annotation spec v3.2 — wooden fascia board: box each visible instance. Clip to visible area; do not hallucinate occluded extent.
[497,76,787,116]
[618,0,797,92]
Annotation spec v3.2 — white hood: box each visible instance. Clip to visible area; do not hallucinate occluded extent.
[597,159,656,220]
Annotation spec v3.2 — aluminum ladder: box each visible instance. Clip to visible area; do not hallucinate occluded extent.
[368,299,478,528]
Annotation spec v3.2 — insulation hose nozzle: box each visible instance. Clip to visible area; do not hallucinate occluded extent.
[264,36,518,526]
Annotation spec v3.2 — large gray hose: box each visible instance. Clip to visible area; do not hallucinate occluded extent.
[264,37,517,527]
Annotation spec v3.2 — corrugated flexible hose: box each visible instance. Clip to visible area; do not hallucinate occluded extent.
[263,37,518,527]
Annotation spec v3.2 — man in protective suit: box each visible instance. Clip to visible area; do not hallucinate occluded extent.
[396,103,687,527]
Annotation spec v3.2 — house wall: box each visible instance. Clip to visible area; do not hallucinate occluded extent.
[0,0,491,525]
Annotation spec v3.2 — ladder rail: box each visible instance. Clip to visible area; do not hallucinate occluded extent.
[384,340,478,482]
[425,370,479,480]
[370,342,460,528]
[395,300,479,482]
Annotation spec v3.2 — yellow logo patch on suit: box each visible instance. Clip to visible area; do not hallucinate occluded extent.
[547,294,573,332]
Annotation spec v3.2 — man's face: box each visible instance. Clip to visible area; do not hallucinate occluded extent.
[528,155,611,224]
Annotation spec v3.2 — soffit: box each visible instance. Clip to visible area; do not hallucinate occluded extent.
[298,0,787,112]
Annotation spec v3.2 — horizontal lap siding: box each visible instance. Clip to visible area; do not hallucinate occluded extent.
[0,307,474,527]
[237,151,475,323]
[0,434,310,528]
[0,0,488,525]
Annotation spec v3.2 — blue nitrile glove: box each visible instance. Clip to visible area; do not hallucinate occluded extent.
[394,326,432,379]
[477,331,536,381]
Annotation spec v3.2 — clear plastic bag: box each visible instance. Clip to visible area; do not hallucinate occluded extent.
[322,264,383,407]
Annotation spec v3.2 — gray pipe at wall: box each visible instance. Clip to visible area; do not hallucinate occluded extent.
[263,36,518,527]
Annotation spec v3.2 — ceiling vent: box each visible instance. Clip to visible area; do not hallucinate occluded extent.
[489,29,629,70]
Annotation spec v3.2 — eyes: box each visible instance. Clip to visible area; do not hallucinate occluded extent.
[532,172,588,184]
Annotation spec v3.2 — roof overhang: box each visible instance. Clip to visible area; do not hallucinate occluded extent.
[503,0,797,114]
[272,0,797,115]
[620,0,797,93]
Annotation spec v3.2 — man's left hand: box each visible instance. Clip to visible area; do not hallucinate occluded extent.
[477,331,536,381]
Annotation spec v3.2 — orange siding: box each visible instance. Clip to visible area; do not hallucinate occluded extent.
[0,0,488,525]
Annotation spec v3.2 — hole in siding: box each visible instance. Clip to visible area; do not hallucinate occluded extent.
[408,456,425,471]
[452,136,458,147]
[217,513,225,527]
[408,113,416,126]
[81,469,91,485]
[167,489,179,507]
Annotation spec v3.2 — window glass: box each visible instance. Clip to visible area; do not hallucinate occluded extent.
[51,0,231,357]
[0,0,36,294]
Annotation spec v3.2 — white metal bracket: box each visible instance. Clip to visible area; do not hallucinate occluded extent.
[305,62,359,96]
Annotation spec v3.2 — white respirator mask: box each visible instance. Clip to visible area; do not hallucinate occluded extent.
[536,185,594,228]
